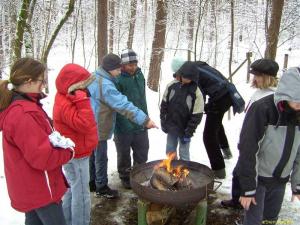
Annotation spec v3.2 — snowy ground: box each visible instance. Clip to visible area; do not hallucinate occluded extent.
[1,50,300,224]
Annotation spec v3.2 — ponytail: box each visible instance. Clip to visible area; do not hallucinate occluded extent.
[0,80,13,110]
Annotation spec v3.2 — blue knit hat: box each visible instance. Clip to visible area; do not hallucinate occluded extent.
[171,57,186,73]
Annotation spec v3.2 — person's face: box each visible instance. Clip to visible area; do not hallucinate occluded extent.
[181,77,192,84]
[287,101,300,111]
[252,74,264,88]
[122,62,138,75]
[109,68,121,77]
[30,75,46,93]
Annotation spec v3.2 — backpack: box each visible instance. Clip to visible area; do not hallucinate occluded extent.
[196,64,245,115]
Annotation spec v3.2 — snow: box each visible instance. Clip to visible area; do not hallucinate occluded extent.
[1,50,300,225]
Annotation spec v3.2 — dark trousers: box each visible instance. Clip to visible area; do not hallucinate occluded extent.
[203,93,232,170]
[114,130,149,180]
[231,168,241,203]
[243,180,286,225]
[89,140,108,189]
[25,202,66,225]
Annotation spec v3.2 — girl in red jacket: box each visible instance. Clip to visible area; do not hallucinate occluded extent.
[0,58,73,225]
[53,64,98,225]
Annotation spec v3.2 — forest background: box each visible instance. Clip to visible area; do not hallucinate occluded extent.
[0,0,300,225]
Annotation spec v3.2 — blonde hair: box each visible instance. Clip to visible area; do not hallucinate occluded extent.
[0,58,46,110]
[251,74,278,89]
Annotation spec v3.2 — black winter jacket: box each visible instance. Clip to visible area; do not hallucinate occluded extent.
[160,80,204,138]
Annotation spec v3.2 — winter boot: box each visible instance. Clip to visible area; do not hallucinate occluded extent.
[96,185,119,199]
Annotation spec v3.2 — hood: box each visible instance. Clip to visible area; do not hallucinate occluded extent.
[274,67,300,106]
[176,61,199,83]
[56,64,96,94]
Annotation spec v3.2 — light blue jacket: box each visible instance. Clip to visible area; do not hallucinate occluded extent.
[88,67,148,140]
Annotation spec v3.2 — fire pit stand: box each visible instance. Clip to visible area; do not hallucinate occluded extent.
[130,160,215,225]
[137,198,208,225]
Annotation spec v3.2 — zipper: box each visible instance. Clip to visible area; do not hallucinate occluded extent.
[44,171,53,199]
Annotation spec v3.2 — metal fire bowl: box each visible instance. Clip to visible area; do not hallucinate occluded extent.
[130,160,214,207]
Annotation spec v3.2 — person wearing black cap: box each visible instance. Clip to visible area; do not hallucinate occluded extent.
[160,61,204,161]
[234,66,300,225]
[88,53,157,198]
[221,58,279,210]
[114,49,149,189]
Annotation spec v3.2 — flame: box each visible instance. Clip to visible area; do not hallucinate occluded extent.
[155,152,189,178]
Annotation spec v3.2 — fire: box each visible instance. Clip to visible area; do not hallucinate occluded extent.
[155,152,189,178]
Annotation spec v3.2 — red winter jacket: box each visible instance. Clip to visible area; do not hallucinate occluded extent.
[53,64,98,159]
[0,93,73,212]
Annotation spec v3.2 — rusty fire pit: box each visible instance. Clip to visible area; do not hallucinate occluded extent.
[130,160,214,208]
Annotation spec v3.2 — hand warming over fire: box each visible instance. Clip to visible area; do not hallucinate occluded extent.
[145,119,158,129]
[239,196,257,210]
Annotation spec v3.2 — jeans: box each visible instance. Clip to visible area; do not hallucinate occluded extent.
[90,141,108,189]
[166,133,190,161]
[63,157,91,225]
[25,202,66,225]
[114,130,149,180]
[243,180,286,225]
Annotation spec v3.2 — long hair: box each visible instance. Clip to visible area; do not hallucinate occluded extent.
[0,58,46,110]
[251,75,278,89]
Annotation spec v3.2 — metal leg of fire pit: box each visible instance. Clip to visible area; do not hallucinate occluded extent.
[195,199,207,225]
[138,199,149,225]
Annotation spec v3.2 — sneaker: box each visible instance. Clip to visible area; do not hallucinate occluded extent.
[96,185,119,199]
[221,199,243,210]
[89,180,96,192]
[221,148,233,159]
[213,168,226,179]
[121,178,131,189]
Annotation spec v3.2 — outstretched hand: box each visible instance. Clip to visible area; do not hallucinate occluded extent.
[145,119,158,129]
[291,194,300,202]
[239,196,256,210]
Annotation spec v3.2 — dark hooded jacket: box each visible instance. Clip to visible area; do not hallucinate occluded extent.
[53,64,98,158]
[160,68,204,138]
[235,67,300,197]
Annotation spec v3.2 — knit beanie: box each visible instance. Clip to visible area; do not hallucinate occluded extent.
[102,53,122,72]
[249,59,279,77]
[121,49,138,64]
[171,57,186,73]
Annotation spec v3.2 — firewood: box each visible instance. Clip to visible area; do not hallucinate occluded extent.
[150,175,171,191]
[153,168,179,186]
[146,204,176,225]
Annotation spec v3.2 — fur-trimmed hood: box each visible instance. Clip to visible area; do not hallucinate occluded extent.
[55,63,95,95]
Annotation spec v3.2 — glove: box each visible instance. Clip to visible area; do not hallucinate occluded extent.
[67,90,88,103]
[49,131,75,150]
[180,136,191,144]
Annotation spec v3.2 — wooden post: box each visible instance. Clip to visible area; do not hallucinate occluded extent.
[283,54,288,69]
[246,52,252,83]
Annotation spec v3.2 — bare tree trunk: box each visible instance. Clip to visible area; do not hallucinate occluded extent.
[41,0,53,63]
[264,0,284,60]
[41,0,75,64]
[228,0,234,82]
[12,0,31,62]
[42,0,75,94]
[71,0,81,63]
[80,6,86,67]
[98,0,108,65]
[147,0,167,92]
[194,0,208,61]
[127,0,137,49]
[187,0,196,60]
[0,9,3,78]
[24,0,36,57]
[108,0,115,52]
